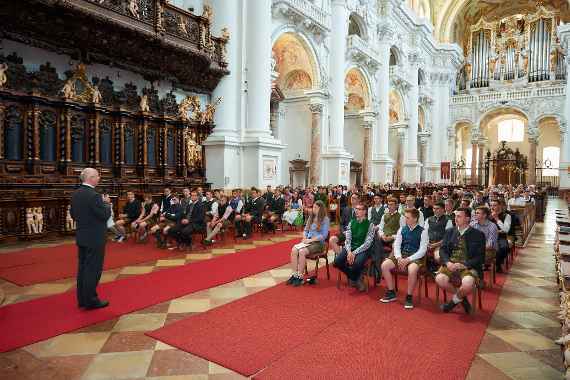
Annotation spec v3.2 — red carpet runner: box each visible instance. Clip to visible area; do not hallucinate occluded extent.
[0,242,174,286]
[0,238,297,352]
[149,270,506,379]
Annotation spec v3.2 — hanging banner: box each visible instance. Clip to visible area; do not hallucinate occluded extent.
[441,162,451,180]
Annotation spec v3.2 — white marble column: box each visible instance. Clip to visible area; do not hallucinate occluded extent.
[371,28,394,184]
[403,55,421,183]
[203,0,243,189]
[321,0,351,185]
[560,122,569,191]
[360,110,376,185]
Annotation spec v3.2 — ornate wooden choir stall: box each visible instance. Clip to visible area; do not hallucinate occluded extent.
[0,0,229,241]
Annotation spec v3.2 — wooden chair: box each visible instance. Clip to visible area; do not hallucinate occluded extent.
[392,256,429,303]
[436,278,483,313]
[484,248,497,288]
[305,236,331,281]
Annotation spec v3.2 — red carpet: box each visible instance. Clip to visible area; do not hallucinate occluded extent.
[0,242,175,286]
[0,238,297,352]
[149,269,506,379]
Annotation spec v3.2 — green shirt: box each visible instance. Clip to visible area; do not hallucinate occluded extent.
[350,218,371,251]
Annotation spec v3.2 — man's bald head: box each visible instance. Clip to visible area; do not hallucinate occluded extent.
[80,168,100,187]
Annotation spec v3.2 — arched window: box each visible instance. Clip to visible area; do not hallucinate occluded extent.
[497,119,524,142]
[348,14,362,38]
[542,146,560,177]
[389,48,398,66]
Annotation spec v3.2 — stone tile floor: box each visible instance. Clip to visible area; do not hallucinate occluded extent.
[0,200,566,379]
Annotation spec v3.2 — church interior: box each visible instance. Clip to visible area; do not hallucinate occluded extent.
[1,0,570,379]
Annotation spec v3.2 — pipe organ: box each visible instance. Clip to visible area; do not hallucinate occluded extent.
[461,5,564,91]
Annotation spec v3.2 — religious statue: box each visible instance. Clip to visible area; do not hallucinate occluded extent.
[202,5,213,24]
[26,208,37,234]
[179,18,188,35]
[200,97,222,125]
[92,85,102,104]
[65,205,76,231]
[178,96,202,122]
[550,48,558,72]
[140,94,150,113]
[221,27,230,40]
[128,0,139,18]
[0,63,8,88]
[61,79,76,99]
[489,55,497,78]
[34,207,44,234]
[184,130,202,170]
[464,63,472,81]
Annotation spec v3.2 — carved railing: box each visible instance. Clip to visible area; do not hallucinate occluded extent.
[451,83,565,105]
[346,35,379,64]
[82,0,227,67]
[273,0,331,31]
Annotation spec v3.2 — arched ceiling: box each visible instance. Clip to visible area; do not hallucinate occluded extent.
[434,0,570,44]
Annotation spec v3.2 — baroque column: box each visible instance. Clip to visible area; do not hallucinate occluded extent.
[470,127,479,185]
[308,100,324,186]
[321,0,351,185]
[403,52,421,183]
[371,23,395,184]
[527,129,538,185]
[478,137,487,185]
[360,110,375,185]
[555,24,570,192]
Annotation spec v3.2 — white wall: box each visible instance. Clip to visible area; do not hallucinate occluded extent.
[279,100,312,185]
[344,118,364,164]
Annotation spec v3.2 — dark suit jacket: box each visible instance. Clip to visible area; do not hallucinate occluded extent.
[340,207,356,232]
[70,184,111,248]
[184,200,206,230]
[245,197,266,220]
[160,195,173,214]
[439,227,486,277]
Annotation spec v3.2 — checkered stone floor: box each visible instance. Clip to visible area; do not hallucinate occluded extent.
[0,202,566,380]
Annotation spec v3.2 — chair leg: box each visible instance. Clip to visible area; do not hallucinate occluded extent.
[472,287,477,314]
[417,277,422,304]
[478,286,483,310]
[314,258,319,280]
[492,263,496,286]
[336,271,341,289]
[325,257,330,280]
[394,272,399,292]
[424,275,429,298]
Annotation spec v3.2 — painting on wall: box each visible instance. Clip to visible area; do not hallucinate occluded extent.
[272,33,314,92]
[389,90,401,123]
[345,69,369,111]
[263,158,277,180]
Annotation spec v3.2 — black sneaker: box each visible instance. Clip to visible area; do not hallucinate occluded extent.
[404,295,414,309]
[461,297,473,314]
[305,277,317,285]
[293,277,304,287]
[440,300,458,313]
[380,290,397,303]
[286,275,296,285]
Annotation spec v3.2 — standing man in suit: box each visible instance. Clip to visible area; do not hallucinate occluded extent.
[70,168,112,310]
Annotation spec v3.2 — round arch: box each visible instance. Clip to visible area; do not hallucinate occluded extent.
[271,28,322,89]
[344,66,373,111]
[389,46,404,66]
[389,89,407,123]
[348,12,368,40]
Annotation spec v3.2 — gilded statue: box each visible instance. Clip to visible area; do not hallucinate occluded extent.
[202,5,214,24]
[221,27,230,40]
[200,97,222,125]
[184,130,202,170]
[550,49,558,72]
[128,0,139,18]
[179,18,188,35]
[61,79,76,99]
[92,85,102,104]
[0,63,7,88]
[489,56,497,77]
[178,96,202,122]
[465,63,472,80]
[140,94,150,113]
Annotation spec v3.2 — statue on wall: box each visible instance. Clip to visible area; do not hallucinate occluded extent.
[200,96,222,125]
[140,94,150,113]
[184,130,202,170]
[550,48,558,72]
[128,0,139,19]
[0,63,8,88]
[202,5,214,24]
[26,208,37,234]
[34,207,43,234]
[92,85,102,104]
[61,79,76,99]
[178,96,202,122]
[66,205,76,231]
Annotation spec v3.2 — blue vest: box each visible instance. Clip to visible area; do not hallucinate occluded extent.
[230,197,240,212]
[401,225,424,254]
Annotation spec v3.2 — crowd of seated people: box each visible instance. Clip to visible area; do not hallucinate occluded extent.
[285,183,538,314]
